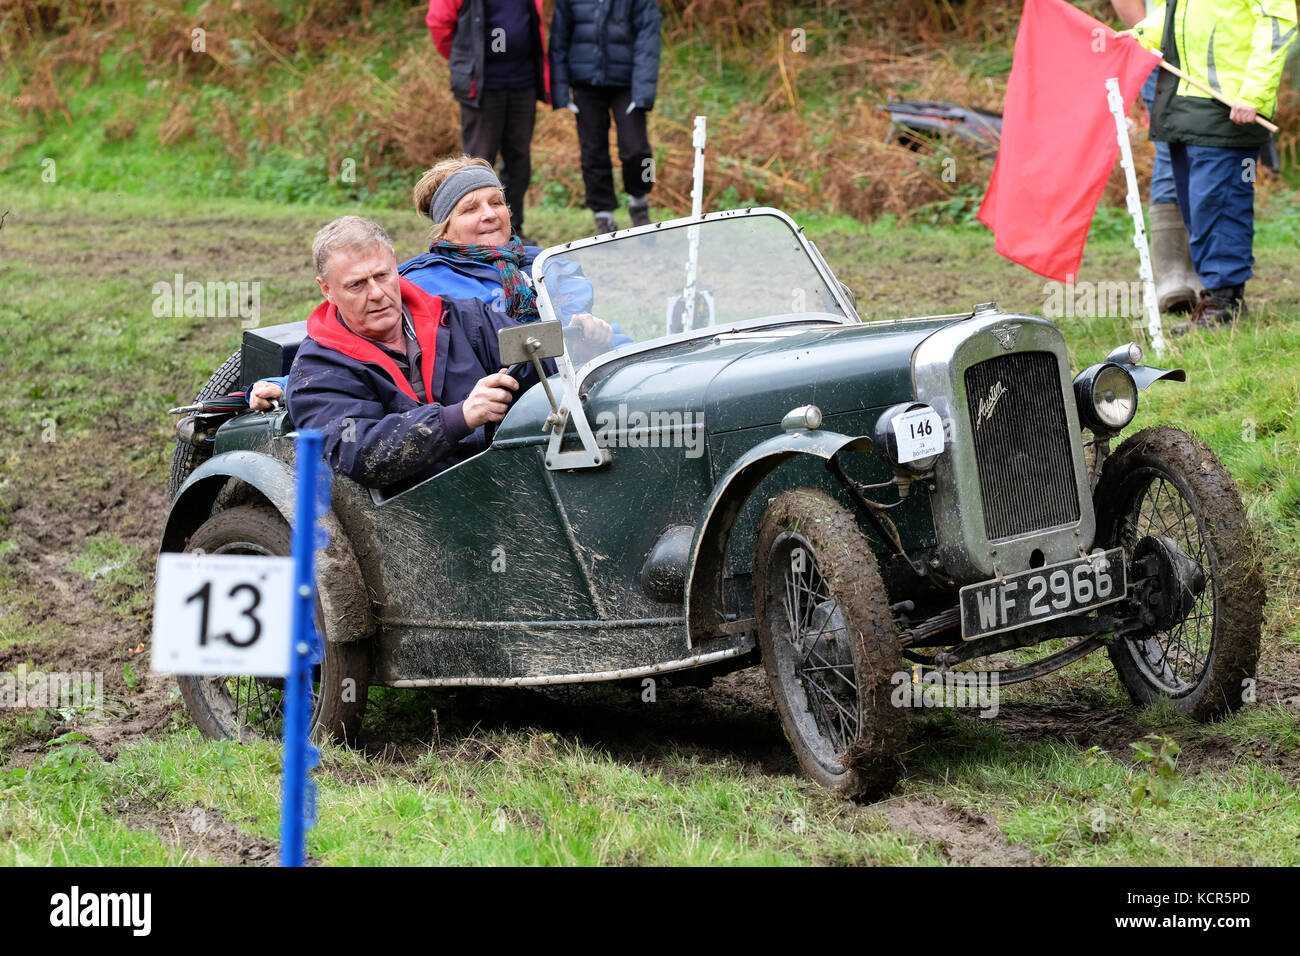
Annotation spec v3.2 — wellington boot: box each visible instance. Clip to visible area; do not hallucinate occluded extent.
[1148,203,1202,313]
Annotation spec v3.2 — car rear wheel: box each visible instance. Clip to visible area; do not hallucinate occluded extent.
[754,488,906,800]
[169,349,241,501]
[1094,426,1262,720]
[176,505,369,744]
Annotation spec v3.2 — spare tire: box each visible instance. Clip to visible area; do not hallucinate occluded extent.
[169,349,242,501]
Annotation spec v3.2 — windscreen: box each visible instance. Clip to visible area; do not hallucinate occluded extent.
[535,213,852,363]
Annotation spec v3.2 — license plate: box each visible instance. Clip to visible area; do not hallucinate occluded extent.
[959,548,1127,641]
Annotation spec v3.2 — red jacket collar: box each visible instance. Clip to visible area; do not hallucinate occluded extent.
[305,278,445,403]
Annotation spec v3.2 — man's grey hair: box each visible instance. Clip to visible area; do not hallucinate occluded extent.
[312,216,395,279]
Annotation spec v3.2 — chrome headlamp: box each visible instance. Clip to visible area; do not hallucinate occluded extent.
[874,401,945,476]
[1073,362,1138,434]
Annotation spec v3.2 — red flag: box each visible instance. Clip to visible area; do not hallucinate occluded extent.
[977,0,1160,282]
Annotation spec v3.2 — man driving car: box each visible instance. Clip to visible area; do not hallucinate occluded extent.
[286,215,556,489]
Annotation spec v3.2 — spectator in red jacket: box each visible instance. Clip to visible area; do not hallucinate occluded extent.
[426,0,550,241]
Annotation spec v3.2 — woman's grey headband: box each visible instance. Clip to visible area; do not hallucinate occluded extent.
[430,167,504,224]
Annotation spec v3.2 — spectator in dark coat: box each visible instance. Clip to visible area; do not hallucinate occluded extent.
[550,0,661,235]
[286,216,555,491]
[426,0,550,239]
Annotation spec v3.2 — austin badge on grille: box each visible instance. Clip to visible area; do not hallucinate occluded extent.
[975,380,1008,430]
[991,323,1021,351]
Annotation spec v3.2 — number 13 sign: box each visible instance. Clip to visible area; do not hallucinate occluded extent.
[152,553,294,676]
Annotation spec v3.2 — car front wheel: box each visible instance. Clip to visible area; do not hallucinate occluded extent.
[754,487,906,800]
[1094,426,1263,720]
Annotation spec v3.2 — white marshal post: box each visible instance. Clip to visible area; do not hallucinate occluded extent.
[682,115,707,333]
[1105,76,1165,357]
[690,115,707,219]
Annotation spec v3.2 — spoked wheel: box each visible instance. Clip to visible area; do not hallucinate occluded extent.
[1095,427,1263,720]
[176,505,369,744]
[754,488,905,800]
[213,674,287,740]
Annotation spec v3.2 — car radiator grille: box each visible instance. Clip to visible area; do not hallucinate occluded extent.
[964,351,1079,540]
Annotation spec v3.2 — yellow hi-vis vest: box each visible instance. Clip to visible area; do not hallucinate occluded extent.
[1134,0,1296,146]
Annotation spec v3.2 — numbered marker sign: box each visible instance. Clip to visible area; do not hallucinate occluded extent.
[893,407,944,464]
[152,553,293,676]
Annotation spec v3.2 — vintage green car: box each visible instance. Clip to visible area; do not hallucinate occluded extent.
[162,208,1263,800]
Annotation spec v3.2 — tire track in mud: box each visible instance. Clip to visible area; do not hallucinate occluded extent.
[873,799,1042,866]
[0,435,181,765]
[117,804,290,866]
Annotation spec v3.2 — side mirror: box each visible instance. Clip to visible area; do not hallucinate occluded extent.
[498,319,565,365]
[498,320,565,431]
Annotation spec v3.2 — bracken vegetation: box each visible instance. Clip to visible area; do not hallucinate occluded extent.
[6,0,1293,220]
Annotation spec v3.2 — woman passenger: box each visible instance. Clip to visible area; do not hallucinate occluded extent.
[400,155,630,349]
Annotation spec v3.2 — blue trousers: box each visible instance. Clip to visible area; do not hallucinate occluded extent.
[1141,69,1177,206]
[1168,142,1259,290]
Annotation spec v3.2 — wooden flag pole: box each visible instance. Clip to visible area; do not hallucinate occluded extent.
[1154,58,1281,134]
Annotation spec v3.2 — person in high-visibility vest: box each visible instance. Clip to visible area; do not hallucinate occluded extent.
[1133,0,1297,331]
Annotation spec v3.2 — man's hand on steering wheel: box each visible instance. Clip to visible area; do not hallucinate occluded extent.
[462,370,520,429]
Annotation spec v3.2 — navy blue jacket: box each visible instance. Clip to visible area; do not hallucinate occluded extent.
[286,285,555,491]
[550,0,661,110]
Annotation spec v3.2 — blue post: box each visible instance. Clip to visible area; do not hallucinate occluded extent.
[282,429,324,867]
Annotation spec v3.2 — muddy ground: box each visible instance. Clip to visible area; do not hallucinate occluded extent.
[2,202,1298,866]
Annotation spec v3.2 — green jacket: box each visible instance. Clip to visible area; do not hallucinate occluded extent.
[1134,0,1296,147]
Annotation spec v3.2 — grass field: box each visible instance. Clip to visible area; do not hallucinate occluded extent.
[1,182,1298,866]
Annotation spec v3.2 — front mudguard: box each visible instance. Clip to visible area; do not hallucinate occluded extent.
[1123,363,1186,390]
[684,429,872,647]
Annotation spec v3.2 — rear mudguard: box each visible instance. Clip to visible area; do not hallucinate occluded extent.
[161,451,374,644]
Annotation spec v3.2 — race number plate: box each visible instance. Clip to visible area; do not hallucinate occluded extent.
[959,548,1126,641]
[152,553,293,675]
[892,407,944,464]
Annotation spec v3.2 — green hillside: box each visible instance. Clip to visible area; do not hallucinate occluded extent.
[11,0,1293,221]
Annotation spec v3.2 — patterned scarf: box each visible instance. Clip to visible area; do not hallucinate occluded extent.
[429,236,538,321]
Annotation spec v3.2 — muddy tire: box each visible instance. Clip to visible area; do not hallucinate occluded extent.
[176,505,369,744]
[169,349,241,501]
[1094,426,1263,720]
[754,487,906,800]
